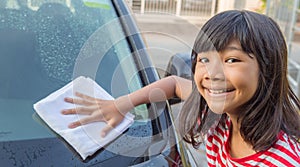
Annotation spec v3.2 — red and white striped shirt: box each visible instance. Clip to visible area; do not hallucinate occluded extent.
[206,119,300,166]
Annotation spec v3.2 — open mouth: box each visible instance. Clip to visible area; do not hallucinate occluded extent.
[207,88,235,94]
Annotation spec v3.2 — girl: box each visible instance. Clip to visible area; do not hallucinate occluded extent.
[62,10,300,166]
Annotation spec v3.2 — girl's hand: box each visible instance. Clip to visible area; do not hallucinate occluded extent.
[61,92,130,137]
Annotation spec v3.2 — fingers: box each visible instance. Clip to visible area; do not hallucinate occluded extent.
[68,121,81,128]
[101,119,119,137]
[61,105,98,115]
[62,93,123,137]
[68,117,119,138]
[74,92,96,101]
[68,115,99,128]
[67,114,122,138]
[64,92,98,106]
[100,117,123,137]
[64,97,93,106]
[100,125,113,137]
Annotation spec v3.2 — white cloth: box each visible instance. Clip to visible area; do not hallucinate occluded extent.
[33,76,134,160]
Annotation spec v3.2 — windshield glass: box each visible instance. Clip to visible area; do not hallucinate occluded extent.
[0,0,149,142]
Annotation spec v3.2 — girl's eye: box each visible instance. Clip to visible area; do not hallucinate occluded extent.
[199,58,209,63]
[226,58,240,63]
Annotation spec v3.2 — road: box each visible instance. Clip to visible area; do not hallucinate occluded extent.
[134,14,202,76]
[134,13,208,167]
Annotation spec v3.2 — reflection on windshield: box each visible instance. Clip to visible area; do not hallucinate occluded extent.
[0,0,144,97]
[0,0,149,142]
[0,1,183,167]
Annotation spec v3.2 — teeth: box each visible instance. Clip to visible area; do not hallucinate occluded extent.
[209,89,232,94]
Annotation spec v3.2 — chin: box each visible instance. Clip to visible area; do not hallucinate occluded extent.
[208,106,226,115]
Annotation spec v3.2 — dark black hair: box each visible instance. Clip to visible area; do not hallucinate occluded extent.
[179,10,300,151]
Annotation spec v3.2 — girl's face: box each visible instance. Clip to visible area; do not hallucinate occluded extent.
[194,40,259,115]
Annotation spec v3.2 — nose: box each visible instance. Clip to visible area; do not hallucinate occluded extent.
[203,59,225,81]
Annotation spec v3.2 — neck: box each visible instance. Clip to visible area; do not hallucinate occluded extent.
[227,114,256,158]
[228,114,240,134]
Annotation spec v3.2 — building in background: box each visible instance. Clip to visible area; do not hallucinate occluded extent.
[127,0,264,17]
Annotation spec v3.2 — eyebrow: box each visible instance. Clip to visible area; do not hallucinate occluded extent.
[224,46,254,58]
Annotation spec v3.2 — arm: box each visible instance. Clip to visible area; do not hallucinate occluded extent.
[62,75,192,136]
[126,75,192,107]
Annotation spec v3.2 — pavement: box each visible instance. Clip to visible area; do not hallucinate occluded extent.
[133,13,205,76]
[134,13,208,167]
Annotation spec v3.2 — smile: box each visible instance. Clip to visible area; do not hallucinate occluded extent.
[207,88,235,94]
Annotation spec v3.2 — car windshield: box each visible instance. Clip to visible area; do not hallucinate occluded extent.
[0,0,149,142]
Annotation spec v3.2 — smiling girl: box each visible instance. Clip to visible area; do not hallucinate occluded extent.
[62,10,300,166]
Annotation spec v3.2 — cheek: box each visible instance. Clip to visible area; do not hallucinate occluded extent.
[193,67,205,94]
[247,72,259,95]
[225,68,259,95]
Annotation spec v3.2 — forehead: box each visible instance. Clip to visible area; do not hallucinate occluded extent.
[224,40,242,50]
[197,40,246,56]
